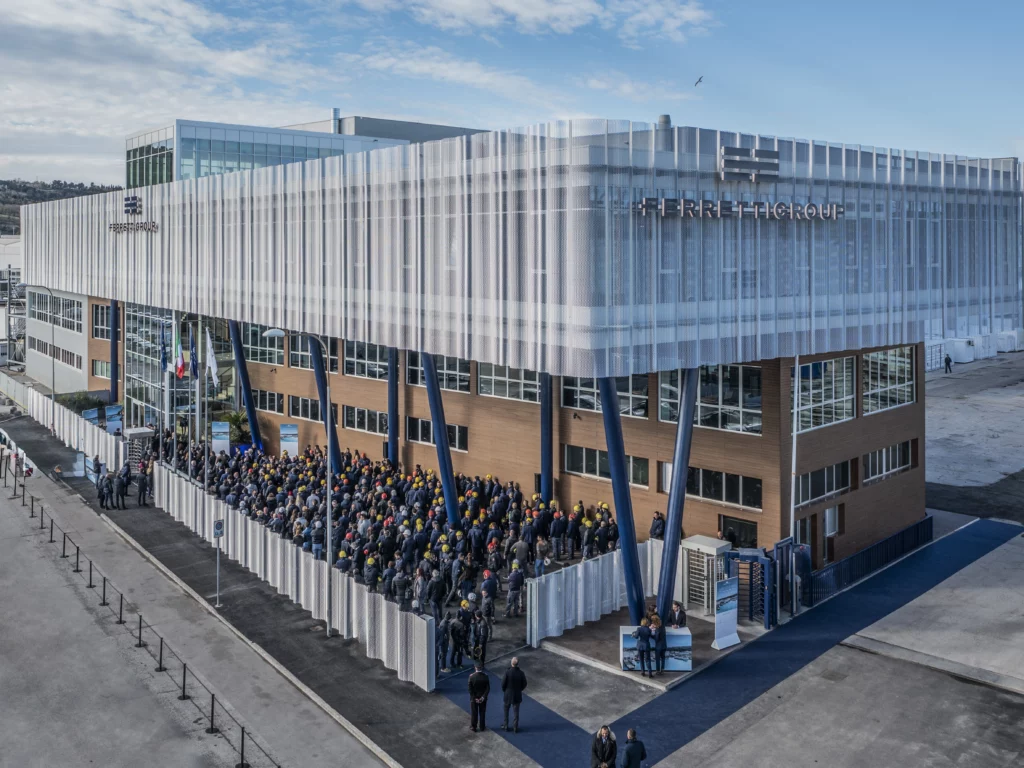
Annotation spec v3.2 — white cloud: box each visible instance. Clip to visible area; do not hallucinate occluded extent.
[606,0,714,47]
[581,71,694,102]
[327,0,714,43]
[0,0,336,183]
[341,40,561,110]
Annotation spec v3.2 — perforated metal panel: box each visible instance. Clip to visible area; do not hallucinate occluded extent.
[22,123,1022,377]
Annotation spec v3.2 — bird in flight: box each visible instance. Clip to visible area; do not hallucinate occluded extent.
[694,76,703,87]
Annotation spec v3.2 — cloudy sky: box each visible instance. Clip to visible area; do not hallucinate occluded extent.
[3,0,1022,185]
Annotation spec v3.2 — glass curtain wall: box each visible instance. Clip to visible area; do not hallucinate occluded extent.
[177,125,347,181]
[126,127,175,189]
[125,306,236,436]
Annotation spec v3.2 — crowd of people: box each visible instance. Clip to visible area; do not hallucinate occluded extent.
[124,430,635,672]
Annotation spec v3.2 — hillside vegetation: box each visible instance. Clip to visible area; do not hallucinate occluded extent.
[0,179,122,235]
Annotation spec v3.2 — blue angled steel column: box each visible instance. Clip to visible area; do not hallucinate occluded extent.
[109,300,119,404]
[387,347,399,466]
[422,352,460,533]
[228,320,263,451]
[540,373,553,506]
[655,367,699,619]
[307,335,343,475]
[597,377,645,625]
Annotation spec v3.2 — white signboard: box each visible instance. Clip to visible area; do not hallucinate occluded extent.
[712,576,740,650]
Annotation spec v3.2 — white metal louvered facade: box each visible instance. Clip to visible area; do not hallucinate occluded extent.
[22,119,1023,377]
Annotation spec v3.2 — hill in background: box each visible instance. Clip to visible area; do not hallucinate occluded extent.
[0,179,122,235]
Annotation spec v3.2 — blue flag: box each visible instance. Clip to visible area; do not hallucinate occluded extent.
[189,326,199,379]
[159,327,168,373]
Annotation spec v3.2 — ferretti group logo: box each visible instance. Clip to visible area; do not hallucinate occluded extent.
[721,146,779,183]
[110,195,158,233]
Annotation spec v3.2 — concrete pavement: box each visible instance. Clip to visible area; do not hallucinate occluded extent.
[0,493,234,768]
[926,352,1024,522]
[0,416,383,768]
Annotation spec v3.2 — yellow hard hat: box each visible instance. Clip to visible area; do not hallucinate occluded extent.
[367,557,375,565]
[442,544,450,553]
[461,600,469,609]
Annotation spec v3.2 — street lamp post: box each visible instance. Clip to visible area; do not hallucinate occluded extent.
[264,328,335,637]
[19,283,57,432]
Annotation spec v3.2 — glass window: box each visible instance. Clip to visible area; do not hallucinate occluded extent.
[242,323,284,366]
[674,464,762,511]
[478,363,540,402]
[563,375,647,417]
[862,346,915,415]
[796,460,852,506]
[720,516,758,549]
[343,340,389,380]
[863,440,913,483]
[289,335,338,372]
[92,359,111,379]
[562,444,642,482]
[792,357,856,433]
[407,417,468,451]
[342,405,388,436]
[91,304,115,340]
[407,352,470,392]
[288,395,337,423]
[252,388,284,414]
[660,365,762,434]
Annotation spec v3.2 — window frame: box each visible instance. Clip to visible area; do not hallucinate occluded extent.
[792,357,856,434]
[289,336,338,372]
[407,352,470,393]
[343,405,389,436]
[477,363,540,403]
[659,365,763,435]
[252,388,285,414]
[343,340,389,380]
[862,346,916,416]
[406,416,468,451]
[242,323,285,366]
[561,375,648,418]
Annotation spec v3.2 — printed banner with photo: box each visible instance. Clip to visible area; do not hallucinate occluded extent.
[210,422,231,454]
[280,423,299,455]
[712,576,740,650]
[619,626,693,672]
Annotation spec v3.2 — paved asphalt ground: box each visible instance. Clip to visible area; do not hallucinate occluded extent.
[4,353,1024,768]
[0,491,235,768]
[926,352,1024,523]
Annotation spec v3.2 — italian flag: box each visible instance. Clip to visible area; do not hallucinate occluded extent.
[175,326,185,379]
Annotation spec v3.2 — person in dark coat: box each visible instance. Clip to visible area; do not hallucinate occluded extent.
[500,656,528,733]
[944,353,953,373]
[632,618,653,678]
[620,729,647,768]
[591,725,616,768]
[136,470,149,506]
[113,473,127,510]
[649,511,665,540]
[468,662,490,732]
[667,600,686,629]
[652,617,667,675]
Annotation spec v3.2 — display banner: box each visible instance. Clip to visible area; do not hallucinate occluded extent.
[712,576,741,650]
[104,405,123,435]
[82,408,100,425]
[211,422,230,455]
[280,423,299,455]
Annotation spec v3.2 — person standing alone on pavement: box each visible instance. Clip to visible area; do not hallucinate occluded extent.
[944,353,953,373]
[501,656,528,733]
[468,661,490,732]
[620,728,647,768]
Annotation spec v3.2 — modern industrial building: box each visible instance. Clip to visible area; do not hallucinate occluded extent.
[21,114,1023,573]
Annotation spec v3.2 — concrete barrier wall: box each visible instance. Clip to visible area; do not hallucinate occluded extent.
[155,465,436,691]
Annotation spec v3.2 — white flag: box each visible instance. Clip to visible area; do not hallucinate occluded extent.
[205,328,219,387]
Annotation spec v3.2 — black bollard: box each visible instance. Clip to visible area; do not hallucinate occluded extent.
[49,519,54,543]
[178,664,191,700]
[87,560,94,588]
[116,593,125,624]
[60,532,68,558]
[21,480,25,505]
[136,614,146,648]
[40,508,44,530]
[100,576,109,606]
[235,727,251,768]
[73,546,81,573]
[205,694,219,734]
[30,496,34,518]
[155,637,166,672]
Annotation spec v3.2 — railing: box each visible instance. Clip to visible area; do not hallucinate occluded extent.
[805,515,934,607]
[153,465,437,691]
[1,456,280,768]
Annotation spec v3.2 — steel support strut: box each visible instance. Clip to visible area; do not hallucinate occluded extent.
[597,377,645,625]
[422,352,460,533]
[307,335,342,475]
[387,348,399,466]
[228,320,264,451]
[539,373,553,506]
[655,367,699,619]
